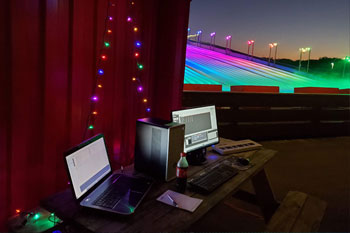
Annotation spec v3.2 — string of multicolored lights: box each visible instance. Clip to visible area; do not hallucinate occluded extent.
[85,0,150,138]
[128,0,151,113]
[84,0,116,138]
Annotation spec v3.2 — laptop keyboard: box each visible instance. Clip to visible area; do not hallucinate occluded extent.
[93,181,124,208]
[92,174,152,209]
[93,175,135,209]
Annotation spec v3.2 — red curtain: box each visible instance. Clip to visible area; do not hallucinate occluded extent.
[0,0,190,229]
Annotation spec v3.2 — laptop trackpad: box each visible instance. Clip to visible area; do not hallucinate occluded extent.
[114,190,144,213]
[85,174,152,215]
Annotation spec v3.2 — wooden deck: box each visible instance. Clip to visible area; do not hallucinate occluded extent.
[182,91,350,140]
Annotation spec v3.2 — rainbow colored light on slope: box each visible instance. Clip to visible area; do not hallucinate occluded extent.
[184,44,350,93]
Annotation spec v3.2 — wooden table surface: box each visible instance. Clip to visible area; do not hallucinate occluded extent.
[41,147,277,232]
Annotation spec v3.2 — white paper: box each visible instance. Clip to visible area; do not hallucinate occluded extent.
[157,190,203,212]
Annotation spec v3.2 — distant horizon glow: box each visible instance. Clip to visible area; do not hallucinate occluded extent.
[189,0,349,60]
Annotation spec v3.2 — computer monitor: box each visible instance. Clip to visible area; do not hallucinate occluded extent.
[171,105,219,164]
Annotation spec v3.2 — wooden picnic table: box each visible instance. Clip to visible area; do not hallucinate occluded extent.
[41,146,278,232]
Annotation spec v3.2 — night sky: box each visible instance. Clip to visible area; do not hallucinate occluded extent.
[188,0,349,60]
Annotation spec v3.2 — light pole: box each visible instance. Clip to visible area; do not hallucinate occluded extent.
[225,35,232,54]
[247,41,251,58]
[299,47,311,72]
[268,43,274,65]
[306,47,311,73]
[268,43,278,66]
[210,32,216,50]
[196,30,202,46]
[187,28,191,42]
[247,40,254,60]
[343,56,350,78]
[273,43,278,66]
[298,48,305,71]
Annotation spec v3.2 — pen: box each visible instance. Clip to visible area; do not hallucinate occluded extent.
[167,194,179,207]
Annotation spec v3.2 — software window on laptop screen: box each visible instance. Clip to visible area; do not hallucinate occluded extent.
[66,137,111,199]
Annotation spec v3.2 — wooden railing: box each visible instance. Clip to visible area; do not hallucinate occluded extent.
[182,91,350,140]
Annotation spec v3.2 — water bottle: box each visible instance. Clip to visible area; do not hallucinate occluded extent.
[176,152,188,193]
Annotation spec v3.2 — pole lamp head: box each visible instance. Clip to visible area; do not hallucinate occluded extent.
[248,40,254,45]
[210,32,216,37]
[226,35,232,40]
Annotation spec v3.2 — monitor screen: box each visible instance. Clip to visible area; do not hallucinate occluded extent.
[172,105,219,153]
[65,136,111,199]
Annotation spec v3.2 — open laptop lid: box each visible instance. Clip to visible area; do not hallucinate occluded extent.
[64,134,113,201]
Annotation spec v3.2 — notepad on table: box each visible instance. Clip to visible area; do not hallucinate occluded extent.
[157,190,203,212]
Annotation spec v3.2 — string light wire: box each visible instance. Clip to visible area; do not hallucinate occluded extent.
[84,0,115,139]
[128,0,150,112]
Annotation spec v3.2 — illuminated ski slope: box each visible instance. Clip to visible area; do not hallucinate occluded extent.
[185,44,349,93]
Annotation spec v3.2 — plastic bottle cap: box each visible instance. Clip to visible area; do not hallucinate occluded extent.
[180,152,186,157]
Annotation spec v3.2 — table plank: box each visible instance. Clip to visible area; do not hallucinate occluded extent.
[251,169,279,222]
[265,191,307,232]
[99,148,276,232]
[291,194,327,232]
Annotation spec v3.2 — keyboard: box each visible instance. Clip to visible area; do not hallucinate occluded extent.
[188,162,238,193]
[212,139,262,155]
[93,175,153,209]
[93,178,124,209]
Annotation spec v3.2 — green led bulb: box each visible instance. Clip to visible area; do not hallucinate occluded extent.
[88,125,94,129]
[33,213,40,220]
[138,64,144,69]
[104,42,110,47]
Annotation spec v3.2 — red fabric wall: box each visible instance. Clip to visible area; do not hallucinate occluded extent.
[0,0,190,229]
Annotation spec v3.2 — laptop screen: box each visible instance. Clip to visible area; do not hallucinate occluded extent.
[65,136,111,199]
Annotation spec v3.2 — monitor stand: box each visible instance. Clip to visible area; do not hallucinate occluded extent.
[187,148,207,165]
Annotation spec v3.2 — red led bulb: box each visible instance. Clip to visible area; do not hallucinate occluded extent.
[101,55,107,61]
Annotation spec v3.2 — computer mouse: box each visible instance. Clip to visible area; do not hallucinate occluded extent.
[237,157,250,166]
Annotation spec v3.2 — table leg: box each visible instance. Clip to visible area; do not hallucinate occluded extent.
[251,168,279,222]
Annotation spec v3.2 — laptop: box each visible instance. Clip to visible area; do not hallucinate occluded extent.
[64,134,153,215]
